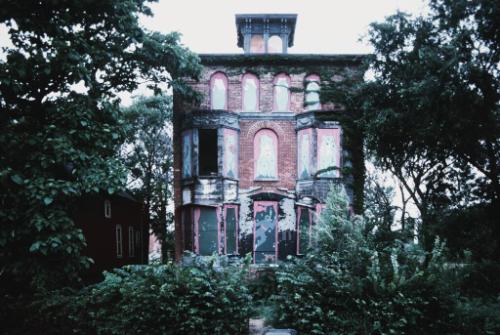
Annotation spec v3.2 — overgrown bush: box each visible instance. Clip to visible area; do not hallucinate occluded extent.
[23,257,252,335]
[269,186,500,334]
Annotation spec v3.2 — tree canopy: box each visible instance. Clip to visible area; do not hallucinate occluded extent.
[343,0,500,252]
[0,0,200,292]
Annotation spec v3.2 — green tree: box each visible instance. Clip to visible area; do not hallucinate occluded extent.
[327,0,499,252]
[121,94,175,261]
[0,0,200,296]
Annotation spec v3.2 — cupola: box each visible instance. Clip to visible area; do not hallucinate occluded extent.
[235,14,297,54]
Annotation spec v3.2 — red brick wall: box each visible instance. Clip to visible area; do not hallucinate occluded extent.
[239,120,296,190]
[187,66,311,114]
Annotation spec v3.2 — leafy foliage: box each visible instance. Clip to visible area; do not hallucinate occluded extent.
[361,0,500,250]
[24,257,252,335]
[270,185,500,334]
[121,94,176,260]
[0,0,200,293]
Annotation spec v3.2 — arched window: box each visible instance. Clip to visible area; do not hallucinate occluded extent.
[254,129,278,180]
[242,73,259,112]
[210,72,228,110]
[268,35,283,53]
[305,74,321,111]
[273,73,290,112]
[250,35,265,53]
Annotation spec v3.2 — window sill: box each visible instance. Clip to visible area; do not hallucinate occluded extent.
[254,178,279,182]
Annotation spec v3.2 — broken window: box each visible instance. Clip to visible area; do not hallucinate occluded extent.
[297,207,312,254]
[224,205,238,254]
[196,207,219,256]
[254,201,278,263]
[242,73,259,112]
[305,74,321,111]
[317,128,340,177]
[198,129,218,176]
[254,129,278,180]
[274,73,290,112]
[210,72,227,110]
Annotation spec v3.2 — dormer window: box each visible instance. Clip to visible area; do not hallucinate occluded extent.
[104,199,112,218]
[273,73,290,112]
[305,74,321,111]
[242,73,259,112]
[210,72,228,110]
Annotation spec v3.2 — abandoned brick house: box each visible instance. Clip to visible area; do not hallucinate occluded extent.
[173,14,365,262]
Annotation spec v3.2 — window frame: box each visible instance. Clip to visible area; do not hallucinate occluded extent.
[253,201,279,263]
[223,204,239,255]
[268,35,283,53]
[253,129,279,181]
[116,224,123,258]
[181,130,193,179]
[210,72,228,110]
[223,128,239,179]
[104,199,112,218]
[242,73,259,112]
[193,206,222,256]
[304,74,321,111]
[316,128,341,178]
[273,73,291,112]
[296,206,313,255]
[128,226,135,257]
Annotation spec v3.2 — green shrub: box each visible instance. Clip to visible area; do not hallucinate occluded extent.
[26,257,252,335]
[269,185,498,334]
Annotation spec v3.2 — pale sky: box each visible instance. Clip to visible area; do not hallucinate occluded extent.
[141,0,428,54]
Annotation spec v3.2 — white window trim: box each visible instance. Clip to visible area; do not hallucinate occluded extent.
[104,199,112,218]
[128,226,135,257]
[116,224,123,258]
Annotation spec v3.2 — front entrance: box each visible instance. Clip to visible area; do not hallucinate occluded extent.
[253,201,278,263]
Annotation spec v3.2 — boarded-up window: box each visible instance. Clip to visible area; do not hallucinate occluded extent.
[254,201,278,263]
[210,72,227,110]
[224,205,238,254]
[297,207,312,254]
[242,73,259,112]
[254,129,278,180]
[182,130,192,178]
[305,74,321,111]
[297,128,313,179]
[317,128,341,177]
[273,73,290,112]
[196,207,219,256]
[199,129,218,176]
[223,129,238,179]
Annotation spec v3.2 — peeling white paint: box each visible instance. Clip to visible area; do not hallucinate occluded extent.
[278,197,296,231]
[238,194,253,236]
